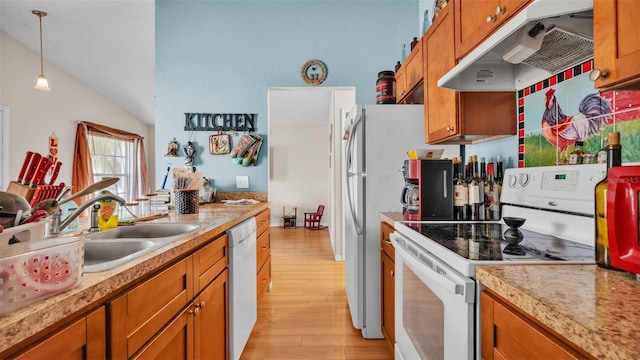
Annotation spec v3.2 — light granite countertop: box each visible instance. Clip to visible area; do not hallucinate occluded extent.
[0,202,269,354]
[380,212,404,226]
[477,265,640,360]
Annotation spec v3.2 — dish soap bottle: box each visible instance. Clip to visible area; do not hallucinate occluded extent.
[98,190,119,230]
[595,132,622,269]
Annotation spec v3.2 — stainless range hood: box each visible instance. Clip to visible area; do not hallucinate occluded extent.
[438,0,594,91]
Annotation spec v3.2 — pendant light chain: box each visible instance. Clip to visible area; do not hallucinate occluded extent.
[38,12,44,76]
[32,10,50,91]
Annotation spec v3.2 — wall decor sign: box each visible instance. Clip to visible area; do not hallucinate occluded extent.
[301,59,328,85]
[518,59,640,167]
[183,113,257,132]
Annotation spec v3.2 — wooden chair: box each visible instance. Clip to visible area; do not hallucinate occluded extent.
[304,205,325,230]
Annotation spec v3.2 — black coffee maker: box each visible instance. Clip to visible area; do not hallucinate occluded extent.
[402,159,453,220]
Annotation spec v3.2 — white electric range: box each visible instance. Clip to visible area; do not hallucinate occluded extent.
[391,164,606,360]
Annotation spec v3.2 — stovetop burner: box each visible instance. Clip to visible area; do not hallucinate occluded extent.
[402,222,594,262]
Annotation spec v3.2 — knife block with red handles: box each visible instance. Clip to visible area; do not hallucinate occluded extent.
[6,181,36,202]
[607,166,640,274]
[6,151,62,204]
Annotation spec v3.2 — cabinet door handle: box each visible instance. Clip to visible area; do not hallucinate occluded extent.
[262,246,267,251]
[486,15,496,23]
[391,270,395,277]
[199,301,206,310]
[446,126,455,133]
[589,68,610,81]
[261,278,267,284]
[495,5,506,15]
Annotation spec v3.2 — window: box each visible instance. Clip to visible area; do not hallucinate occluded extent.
[73,121,148,204]
[88,134,133,200]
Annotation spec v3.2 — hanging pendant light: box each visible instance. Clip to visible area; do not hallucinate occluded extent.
[32,10,51,91]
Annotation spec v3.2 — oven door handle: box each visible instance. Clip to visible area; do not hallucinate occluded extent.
[392,233,473,302]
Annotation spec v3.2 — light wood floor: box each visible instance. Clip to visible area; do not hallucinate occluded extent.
[240,226,393,360]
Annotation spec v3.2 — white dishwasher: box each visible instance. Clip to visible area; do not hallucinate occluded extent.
[227,217,257,360]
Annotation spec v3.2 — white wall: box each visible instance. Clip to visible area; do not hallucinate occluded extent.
[268,88,334,228]
[269,123,329,226]
[0,31,153,190]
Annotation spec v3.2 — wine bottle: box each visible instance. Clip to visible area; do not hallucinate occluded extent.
[595,132,622,269]
[453,157,469,220]
[495,155,504,185]
[475,155,485,220]
[484,162,501,220]
[479,157,487,183]
[467,155,484,221]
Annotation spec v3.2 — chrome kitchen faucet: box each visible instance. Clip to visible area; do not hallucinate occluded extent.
[49,193,126,235]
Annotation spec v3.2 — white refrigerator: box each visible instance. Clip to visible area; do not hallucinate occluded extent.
[342,104,459,338]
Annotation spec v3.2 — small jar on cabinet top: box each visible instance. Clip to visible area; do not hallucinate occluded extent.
[376,71,396,104]
[410,37,418,50]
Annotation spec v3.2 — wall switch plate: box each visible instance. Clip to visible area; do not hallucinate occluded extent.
[236,176,249,188]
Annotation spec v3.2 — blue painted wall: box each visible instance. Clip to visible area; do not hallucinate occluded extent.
[156,0,420,191]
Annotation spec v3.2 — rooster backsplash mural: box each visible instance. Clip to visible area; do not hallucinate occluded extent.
[519,60,640,167]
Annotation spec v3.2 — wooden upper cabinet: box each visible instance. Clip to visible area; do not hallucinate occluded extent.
[455,0,531,60]
[425,2,458,143]
[425,1,517,144]
[405,40,424,93]
[593,0,640,90]
[396,38,425,104]
[395,65,407,102]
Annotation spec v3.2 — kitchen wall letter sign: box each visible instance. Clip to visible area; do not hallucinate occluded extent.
[183,113,256,132]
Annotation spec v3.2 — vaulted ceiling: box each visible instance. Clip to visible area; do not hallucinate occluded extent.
[1,0,156,125]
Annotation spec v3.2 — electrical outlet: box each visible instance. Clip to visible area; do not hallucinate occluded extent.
[236,176,249,188]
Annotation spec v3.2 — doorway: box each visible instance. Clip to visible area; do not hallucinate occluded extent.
[267,87,355,261]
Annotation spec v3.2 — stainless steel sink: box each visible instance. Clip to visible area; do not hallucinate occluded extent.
[82,222,201,273]
[84,239,156,269]
[84,223,201,240]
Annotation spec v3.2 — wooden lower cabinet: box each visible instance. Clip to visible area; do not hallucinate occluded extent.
[14,307,106,360]
[380,221,395,355]
[481,290,592,360]
[133,268,230,360]
[195,268,229,360]
[111,234,229,360]
[110,257,194,358]
[256,208,271,302]
[131,306,193,360]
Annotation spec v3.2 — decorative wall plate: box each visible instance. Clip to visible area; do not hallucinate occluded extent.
[301,59,328,85]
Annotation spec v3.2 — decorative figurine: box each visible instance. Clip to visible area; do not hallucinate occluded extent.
[183,141,196,167]
[166,138,179,157]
